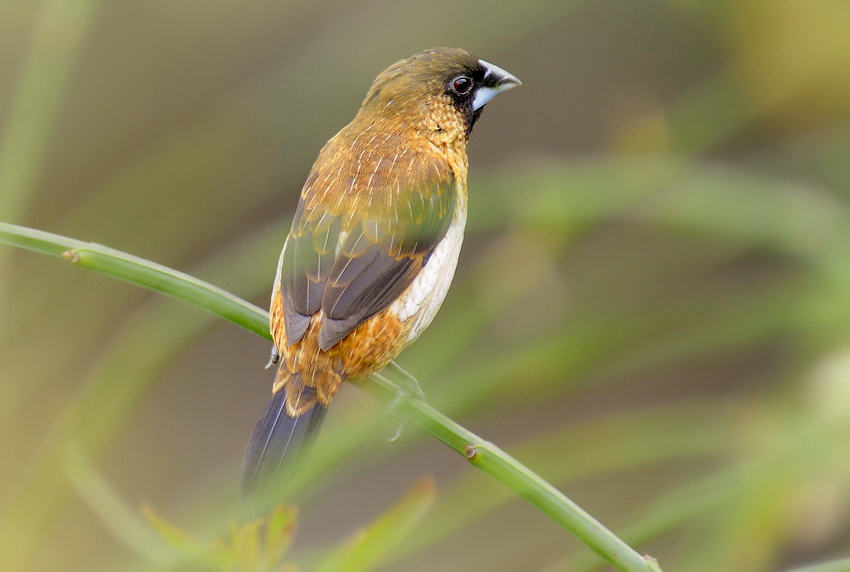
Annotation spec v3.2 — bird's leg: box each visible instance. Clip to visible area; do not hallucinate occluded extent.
[265,345,280,370]
[386,360,426,401]
[377,361,425,442]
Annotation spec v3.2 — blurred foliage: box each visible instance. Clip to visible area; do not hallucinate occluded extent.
[144,501,300,572]
[4,1,850,571]
[143,478,434,572]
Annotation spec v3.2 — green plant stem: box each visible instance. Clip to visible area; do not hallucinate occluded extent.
[0,222,659,572]
[370,373,655,570]
[0,223,267,333]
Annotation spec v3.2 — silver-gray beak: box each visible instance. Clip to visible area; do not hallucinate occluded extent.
[473,59,521,111]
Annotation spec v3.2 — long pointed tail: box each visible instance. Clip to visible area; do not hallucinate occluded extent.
[241,374,327,497]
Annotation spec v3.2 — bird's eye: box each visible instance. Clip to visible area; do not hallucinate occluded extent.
[450,75,473,96]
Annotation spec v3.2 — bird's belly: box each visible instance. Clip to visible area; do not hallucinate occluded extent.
[391,204,467,343]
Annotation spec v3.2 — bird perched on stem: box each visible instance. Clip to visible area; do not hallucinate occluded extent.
[242,47,520,495]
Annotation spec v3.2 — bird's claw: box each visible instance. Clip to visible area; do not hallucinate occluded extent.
[265,346,280,370]
[387,420,406,443]
[381,362,425,442]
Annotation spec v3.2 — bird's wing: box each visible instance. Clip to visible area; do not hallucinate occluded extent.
[280,147,456,351]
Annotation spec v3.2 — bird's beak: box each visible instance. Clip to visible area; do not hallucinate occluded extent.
[473,59,521,111]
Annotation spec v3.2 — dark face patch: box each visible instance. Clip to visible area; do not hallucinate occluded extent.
[443,62,487,134]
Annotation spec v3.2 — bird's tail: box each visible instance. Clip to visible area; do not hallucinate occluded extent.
[241,371,327,497]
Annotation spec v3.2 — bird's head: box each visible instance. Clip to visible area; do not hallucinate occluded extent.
[359,47,521,140]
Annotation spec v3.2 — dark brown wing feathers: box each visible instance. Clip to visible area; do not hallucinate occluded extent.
[281,134,455,351]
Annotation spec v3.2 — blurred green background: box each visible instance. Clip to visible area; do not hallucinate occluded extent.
[3,1,850,571]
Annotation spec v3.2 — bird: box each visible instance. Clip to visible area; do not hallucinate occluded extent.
[242,47,520,496]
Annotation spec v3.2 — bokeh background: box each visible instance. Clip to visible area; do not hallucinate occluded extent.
[3,1,850,571]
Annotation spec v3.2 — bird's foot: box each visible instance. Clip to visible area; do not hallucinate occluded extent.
[381,361,425,442]
[265,346,280,370]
